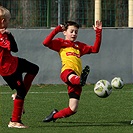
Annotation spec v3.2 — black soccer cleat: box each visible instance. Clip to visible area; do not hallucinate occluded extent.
[80,65,90,86]
[43,109,58,122]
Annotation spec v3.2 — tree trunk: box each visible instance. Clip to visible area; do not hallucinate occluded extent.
[68,0,79,22]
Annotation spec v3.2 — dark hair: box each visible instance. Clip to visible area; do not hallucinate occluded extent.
[63,21,79,30]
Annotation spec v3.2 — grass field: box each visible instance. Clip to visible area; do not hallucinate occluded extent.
[0,84,133,133]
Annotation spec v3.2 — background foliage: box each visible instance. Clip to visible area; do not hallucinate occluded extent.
[0,0,128,28]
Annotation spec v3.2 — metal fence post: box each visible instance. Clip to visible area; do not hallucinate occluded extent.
[47,0,51,28]
[58,0,62,25]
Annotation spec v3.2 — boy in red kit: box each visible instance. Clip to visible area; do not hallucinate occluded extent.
[0,6,39,128]
[42,20,102,122]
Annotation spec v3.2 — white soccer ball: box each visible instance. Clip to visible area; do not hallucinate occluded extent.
[94,80,112,98]
[111,77,124,89]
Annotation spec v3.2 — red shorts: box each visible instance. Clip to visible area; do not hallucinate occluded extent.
[60,69,82,97]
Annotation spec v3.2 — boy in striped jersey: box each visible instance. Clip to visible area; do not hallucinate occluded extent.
[43,20,102,122]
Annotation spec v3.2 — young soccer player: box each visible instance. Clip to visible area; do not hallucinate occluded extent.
[42,20,102,122]
[0,6,39,128]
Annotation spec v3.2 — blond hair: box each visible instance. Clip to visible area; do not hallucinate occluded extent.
[0,6,11,20]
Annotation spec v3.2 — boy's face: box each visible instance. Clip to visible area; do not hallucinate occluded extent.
[63,25,78,42]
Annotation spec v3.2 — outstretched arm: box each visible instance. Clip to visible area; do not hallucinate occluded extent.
[43,25,62,46]
[91,20,102,53]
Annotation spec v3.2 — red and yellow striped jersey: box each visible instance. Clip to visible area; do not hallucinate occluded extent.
[43,25,102,76]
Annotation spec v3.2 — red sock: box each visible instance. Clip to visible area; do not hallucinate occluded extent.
[53,107,75,119]
[24,74,36,93]
[69,75,80,85]
[11,99,24,122]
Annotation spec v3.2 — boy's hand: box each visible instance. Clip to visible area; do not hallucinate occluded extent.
[93,20,102,30]
[0,28,10,34]
[60,24,65,31]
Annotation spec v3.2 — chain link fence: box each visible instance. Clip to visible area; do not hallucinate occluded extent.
[0,0,129,28]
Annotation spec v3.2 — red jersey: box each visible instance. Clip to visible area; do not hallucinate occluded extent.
[0,33,18,76]
[43,26,102,75]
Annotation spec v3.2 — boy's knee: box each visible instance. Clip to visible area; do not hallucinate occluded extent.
[16,88,27,100]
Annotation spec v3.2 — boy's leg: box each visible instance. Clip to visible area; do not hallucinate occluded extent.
[43,107,75,122]
[68,74,80,85]
[11,93,25,114]
[52,98,78,120]
[80,65,90,86]
[17,58,39,93]
[8,97,28,128]
[10,98,24,122]
[24,73,37,93]
[9,81,28,128]
[23,59,39,93]
[11,73,36,115]
[8,99,28,129]
[65,66,90,86]
[11,74,38,116]
[3,74,28,128]
[43,86,81,122]
[11,59,39,115]
[43,68,87,122]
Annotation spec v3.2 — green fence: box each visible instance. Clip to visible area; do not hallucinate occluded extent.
[0,0,129,28]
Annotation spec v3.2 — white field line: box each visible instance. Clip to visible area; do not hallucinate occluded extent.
[0,91,67,94]
[0,90,132,95]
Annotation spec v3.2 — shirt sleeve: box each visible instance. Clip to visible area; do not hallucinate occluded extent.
[90,28,102,53]
[79,28,102,56]
[45,38,62,52]
[7,33,18,52]
[42,25,62,52]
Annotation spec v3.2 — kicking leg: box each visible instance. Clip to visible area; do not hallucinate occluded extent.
[80,65,90,86]
[43,98,79,122]
[68,65,90,86]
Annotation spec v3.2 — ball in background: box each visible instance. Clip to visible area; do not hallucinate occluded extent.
[94,80,112,98]
[111,77,124,89]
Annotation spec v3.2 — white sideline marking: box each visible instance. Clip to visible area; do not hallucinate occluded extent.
[0,92,66,94]
[0,90,132,95]
[0,91,68,94]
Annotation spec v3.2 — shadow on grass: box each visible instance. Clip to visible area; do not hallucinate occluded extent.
[40,121,131,127]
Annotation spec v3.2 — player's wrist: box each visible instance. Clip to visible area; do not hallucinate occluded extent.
[95,28,102,32]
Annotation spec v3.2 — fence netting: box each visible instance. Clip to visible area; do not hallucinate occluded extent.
[0,0,128,28]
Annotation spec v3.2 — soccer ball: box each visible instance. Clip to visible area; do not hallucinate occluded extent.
[94,80,112,98]
[111,77,124,89]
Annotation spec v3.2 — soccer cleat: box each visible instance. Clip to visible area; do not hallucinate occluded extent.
[80,65,90,86]
[8,121,28,128]
[11,93,25,114]
[43,109,58,122]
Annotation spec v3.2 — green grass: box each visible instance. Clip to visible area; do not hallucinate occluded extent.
[0,84,133,133]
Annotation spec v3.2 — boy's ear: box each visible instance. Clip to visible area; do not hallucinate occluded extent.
[63,31,66,36]
[1,18,5,23]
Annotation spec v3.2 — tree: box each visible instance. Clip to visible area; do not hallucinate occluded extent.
[115,0,128,27]
[68,0,79,22]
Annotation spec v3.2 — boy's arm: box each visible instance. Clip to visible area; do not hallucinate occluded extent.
[80,20,102,55]
[90,28,102,53]
[91,20,102,53]
[43,25,62,47]
[8,33,18,52]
